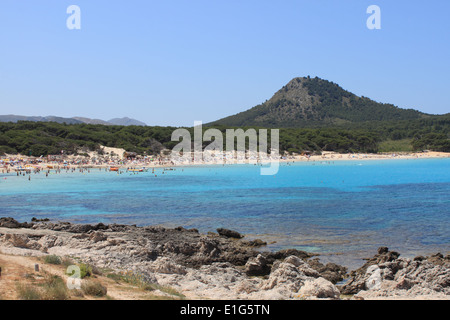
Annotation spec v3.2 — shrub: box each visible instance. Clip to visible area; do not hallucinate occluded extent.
[81,280,107,297]
[16,284,43,300]
[44,255,62,265]
[42,275,69,300]
[79,263,93,279]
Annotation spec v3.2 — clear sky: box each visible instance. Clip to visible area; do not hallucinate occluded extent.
[0,0,449,126]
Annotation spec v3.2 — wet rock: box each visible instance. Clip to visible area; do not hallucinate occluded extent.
[0,217,33,229]
[306,258,348,284]
[378,247,389,254]
[216,228,243,239]
[264,248,314,264]
[427,253,446,266]
[31,217,50,222]
[241,239,267,247]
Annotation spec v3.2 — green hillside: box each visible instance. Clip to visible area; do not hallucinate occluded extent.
[0,77,448,157]
[209,77,428,128]
[0,115,449,157]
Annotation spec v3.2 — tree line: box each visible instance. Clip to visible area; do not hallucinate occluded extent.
[0,116,448,157]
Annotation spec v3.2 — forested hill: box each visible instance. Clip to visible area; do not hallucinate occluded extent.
[0,77,448,156]
[1,115,449,157]
[209,77,429,128]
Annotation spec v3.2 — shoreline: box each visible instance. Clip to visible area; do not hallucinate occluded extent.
[0,217,449,300]
[1,153,448,271]
[1,151,449,172]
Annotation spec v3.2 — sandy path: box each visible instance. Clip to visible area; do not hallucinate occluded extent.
[0,252,181,300]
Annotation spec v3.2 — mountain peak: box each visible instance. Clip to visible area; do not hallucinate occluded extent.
[107,117,147,126]
[0,115,147,126]
[209,76,427,127]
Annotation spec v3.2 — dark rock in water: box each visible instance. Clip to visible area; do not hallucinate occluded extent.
[93,223,108,230]
[62,222,109,233]
[31,217,50,222]
[0,217,33,229]
[306,258,348,284]
[175,226,198,233]
[264,248,314,264]
[216,228,243,239]
[67,224,95,233]
[427,253,446,266]
[241,239,267,247]
[377,247,389,254]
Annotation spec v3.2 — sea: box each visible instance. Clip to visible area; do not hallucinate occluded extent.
[1,158,449,269]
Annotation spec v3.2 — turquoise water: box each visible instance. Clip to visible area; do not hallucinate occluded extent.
[1,158,449,267]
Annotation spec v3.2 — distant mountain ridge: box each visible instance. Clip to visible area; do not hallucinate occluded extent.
[0,115,147,126]
[209,77,429,128]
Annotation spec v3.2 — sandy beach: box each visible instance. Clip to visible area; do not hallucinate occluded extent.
[1,149,449,173]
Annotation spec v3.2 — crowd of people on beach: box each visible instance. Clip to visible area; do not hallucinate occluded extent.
[1,150,448,178]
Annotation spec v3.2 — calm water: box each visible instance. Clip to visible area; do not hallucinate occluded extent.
[1,158,449,268]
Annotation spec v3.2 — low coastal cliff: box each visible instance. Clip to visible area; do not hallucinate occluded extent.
[0,217,449,300]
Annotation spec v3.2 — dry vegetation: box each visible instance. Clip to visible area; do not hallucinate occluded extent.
[0,253,185,300]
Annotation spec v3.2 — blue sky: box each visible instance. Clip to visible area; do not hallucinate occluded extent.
[0,0,449,126]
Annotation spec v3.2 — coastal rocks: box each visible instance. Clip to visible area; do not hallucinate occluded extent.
[245,248,344,281]
[89,231,107,243]
[37,235,60,252]
[257,256,340,300]
[65,223,109,234]
[339,247,402,295]
[2,218,448,300]
[241,239,267,247]
[216,228,243,239]
[261,257,308,292]
[150,257,187,275]
[160,262,248,300]
[4,233,33,248]
[198,238,221,258]
[306,258,348,284]
[245,254,270,276]
[32,221,109,234]
[0,217,33,229]
[298,278,341,299]
[263,248,314,264]
[339,247,450,299]
[364,265,383,290]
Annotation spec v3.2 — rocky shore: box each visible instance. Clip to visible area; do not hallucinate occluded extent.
[0,217,449,300]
